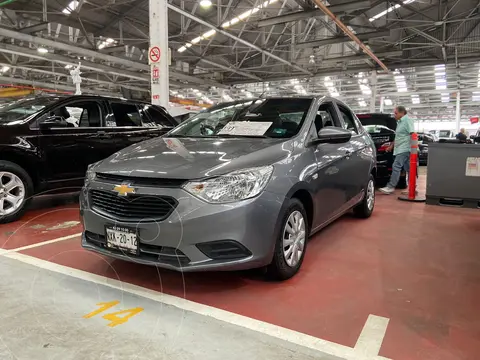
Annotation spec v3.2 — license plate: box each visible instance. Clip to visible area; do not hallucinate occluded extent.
[105,225,138,255]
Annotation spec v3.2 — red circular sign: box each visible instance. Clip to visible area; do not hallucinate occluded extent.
[149,46,161,63]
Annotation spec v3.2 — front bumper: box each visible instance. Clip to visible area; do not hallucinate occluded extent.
[80,180,284,272]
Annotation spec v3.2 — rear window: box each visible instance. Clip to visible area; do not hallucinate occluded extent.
[356,113,396,131]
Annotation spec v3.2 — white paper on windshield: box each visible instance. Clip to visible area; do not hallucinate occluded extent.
[218,121,272,136]
[465,157,480,177]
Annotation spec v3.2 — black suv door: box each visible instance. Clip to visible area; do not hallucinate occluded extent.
[35,98,108,188]
[100,101,176,154]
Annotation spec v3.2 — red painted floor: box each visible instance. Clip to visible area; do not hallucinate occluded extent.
[7,176,480,360]
[0,195,81,249]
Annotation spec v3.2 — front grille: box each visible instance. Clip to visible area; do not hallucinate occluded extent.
[95,173,186,188]
[85,231,190,266]
[90,189,177,222]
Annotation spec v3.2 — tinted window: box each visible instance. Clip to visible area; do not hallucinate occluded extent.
[169,98,313,138]
[38,101,102,128]
[110,103,143,127]
[363,125,394,134]
[337,105,357,134]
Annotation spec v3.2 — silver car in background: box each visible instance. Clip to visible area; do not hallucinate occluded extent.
[80,96,376,280]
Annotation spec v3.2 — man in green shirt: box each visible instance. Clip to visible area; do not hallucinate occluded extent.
[379,106,415,194]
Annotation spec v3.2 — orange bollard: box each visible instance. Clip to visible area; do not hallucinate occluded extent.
[398,133,426,203]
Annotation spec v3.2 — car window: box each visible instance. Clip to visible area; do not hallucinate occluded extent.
[110,102,144,127]
[363,125,394,134]
[140,104,175,128]
[38,101,102,128]
[314,103,339,133]
[337,105,357,134]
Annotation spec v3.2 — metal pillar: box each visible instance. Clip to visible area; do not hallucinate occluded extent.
[149,0,169,108]
[455,91,461,132]
[369,71,377,113]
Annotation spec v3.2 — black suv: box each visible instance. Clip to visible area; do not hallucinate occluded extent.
[0,95,178,223]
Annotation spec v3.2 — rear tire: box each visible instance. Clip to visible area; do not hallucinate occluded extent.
[353,174,375,218]
[0,161,33,224]
[266,198,309,281]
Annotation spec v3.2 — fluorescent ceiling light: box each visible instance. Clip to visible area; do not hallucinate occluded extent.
[394,74,407,92]
[369,0,416,22]
[37,47,48,53]
[1,66,9,72]
[384,98,393,106]
[472,91,480,101]
[65,64,73,69]
[178,46,187,53]
[358,100,367,107]
[180,0,278,51]
[411,95,420,104]
[200,0,212,8]
[324,76,340,97]
[435,64,447,90]
[62,0,79,14]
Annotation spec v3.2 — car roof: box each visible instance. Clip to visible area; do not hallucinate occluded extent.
[25,94,155,106]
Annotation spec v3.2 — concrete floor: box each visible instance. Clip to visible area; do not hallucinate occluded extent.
[1,169,479,360]
[0,256,340,360]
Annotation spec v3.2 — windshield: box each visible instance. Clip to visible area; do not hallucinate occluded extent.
[168,98,313,138]
[0,97,61,124]
[439,130,451,137]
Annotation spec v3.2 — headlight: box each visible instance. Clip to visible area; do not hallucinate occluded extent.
[182,166,274,204]
[85,161,100,184]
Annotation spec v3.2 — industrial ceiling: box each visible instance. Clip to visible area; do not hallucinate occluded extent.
[0,0,480,120]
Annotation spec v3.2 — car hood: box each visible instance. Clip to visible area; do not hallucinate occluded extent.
[94,136,291,179]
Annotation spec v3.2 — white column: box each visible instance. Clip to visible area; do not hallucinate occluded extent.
[149,0,169,109]
[455,91,461,132]
[369,71,377,113]
[379,96,385,113]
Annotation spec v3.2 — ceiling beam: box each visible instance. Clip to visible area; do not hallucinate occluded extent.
[295,30,391,48]
[256,0,371,27]
[0,27,146,70]
[167,3,313,76]
[18,22,50,34]
[199,59,263,81]
[0,43,225,89]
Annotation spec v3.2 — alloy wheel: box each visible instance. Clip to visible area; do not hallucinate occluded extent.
[0,172,26,216]
[282,210,306,267]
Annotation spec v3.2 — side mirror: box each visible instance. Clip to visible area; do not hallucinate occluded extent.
[309,126,352,146]
[39,116,68,130]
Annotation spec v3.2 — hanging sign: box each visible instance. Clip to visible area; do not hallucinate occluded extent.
[470,117,479,124]
[148,46,161,64]
[151,65,159,85]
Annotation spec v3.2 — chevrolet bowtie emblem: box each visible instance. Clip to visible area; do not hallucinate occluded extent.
[113,184,135,197]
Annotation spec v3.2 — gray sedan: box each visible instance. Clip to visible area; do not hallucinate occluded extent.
[80,96,376,280]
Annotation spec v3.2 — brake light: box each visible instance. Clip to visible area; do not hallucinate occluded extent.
[378,142,391,152]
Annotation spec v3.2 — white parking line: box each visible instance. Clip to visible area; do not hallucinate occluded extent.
[0,246,391,360]
[2,233,82,254]
[352,314,390,359]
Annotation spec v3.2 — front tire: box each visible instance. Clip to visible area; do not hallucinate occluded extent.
[267,198,309,281]
[353,174,375,218]
[0,161,33,224]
